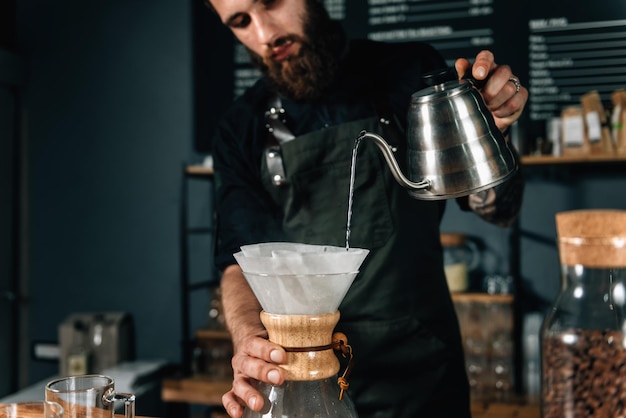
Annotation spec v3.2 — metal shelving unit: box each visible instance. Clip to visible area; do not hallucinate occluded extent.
[179,164,217,374]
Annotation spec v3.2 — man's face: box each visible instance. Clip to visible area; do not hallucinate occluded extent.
[210,0,339,100]
[210,0,308,68]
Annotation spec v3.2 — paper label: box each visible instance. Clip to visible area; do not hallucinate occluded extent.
[562,115,585,147]
[585,111,602,142]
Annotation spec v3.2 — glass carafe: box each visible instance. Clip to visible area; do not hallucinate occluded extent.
[541,210,626,418]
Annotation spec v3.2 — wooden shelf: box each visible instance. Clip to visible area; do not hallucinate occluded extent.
[195,328,231,341]
[186,165,214,176]
[162,375,231,406]
[451,292,513,304]
[522,154,626,165]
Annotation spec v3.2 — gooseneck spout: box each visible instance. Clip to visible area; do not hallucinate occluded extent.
[357,130,431,192]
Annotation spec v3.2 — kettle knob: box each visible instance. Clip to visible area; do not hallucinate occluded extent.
[421,67,458,87]
[422,66,487,89]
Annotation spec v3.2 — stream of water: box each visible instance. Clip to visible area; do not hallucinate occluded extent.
[345,136,362,250]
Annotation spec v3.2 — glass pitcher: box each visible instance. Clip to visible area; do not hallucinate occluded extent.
[541,209,626,418]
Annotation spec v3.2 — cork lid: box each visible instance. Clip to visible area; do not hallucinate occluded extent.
[556,209,626,267]
[441,232,466,247]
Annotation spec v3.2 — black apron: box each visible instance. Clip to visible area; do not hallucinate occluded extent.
[260,115,471,418]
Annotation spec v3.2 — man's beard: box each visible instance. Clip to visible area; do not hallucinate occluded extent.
[248,0,345,101]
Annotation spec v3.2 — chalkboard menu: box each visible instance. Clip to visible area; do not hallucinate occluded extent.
[194,0,626,152]
[526,4,626,142]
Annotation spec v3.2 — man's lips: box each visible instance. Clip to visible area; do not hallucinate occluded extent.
[271,40,295,62]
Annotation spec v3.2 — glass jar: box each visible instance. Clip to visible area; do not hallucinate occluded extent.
[541,209,626,418]
[441,233,479,292]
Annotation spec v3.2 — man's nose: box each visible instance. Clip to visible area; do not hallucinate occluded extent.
[253,12,279,47]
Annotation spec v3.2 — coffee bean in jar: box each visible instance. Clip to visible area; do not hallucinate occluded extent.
[542,329,626,418]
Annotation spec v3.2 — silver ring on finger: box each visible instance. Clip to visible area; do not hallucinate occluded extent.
[508,77,521,94]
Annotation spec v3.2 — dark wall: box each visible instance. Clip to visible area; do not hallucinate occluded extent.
[0,0,16,50]
[0,54,19,397]
[192,0,234,153]
[15,0,208,384]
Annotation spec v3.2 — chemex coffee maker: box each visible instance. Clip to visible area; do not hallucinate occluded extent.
[358,67,518,200]
[234,243,369,418]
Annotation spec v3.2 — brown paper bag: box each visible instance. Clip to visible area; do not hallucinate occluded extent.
[580,90,613,154]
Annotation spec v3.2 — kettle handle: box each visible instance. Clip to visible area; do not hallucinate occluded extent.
[422,66,487,89]
[357,130,430,191]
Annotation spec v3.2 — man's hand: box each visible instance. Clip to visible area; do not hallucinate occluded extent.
[219,264,288,417]
[222,334,287,417]
[455,50,528,132]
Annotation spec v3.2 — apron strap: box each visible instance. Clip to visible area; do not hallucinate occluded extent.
[264,95,294,186]
[265,95,295,145]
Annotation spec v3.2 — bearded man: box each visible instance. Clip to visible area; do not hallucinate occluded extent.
[208,0,527,417]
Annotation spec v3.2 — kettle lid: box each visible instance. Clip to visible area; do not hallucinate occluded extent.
[410,79,472,103]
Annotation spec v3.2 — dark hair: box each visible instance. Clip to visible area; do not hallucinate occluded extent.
[204,0,327,18]
[203,0,216,14]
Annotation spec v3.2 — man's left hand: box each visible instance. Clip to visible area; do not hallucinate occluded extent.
[455,50,528,132]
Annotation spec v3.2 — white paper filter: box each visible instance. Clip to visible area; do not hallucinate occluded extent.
[234,242,369,315]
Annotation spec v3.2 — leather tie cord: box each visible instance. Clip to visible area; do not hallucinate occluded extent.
[332,332,354,401]
[281,332,355,401]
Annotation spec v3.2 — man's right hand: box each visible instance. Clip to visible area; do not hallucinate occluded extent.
[219,264,288,417]
[222,334,287,417]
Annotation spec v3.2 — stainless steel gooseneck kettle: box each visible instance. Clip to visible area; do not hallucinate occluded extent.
[359,67,518,200]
